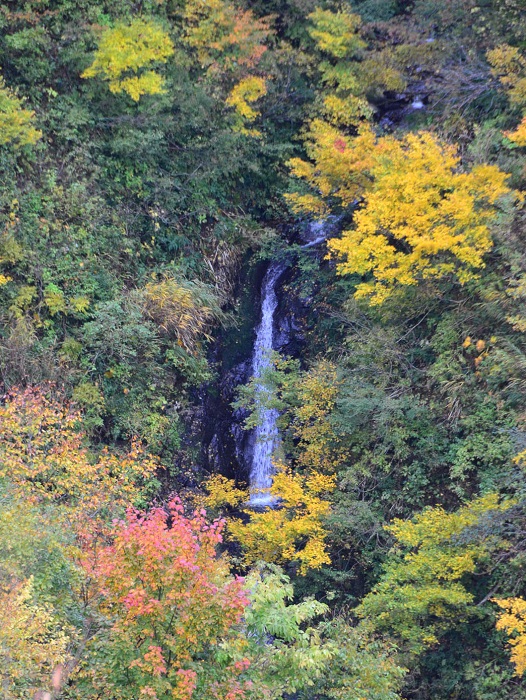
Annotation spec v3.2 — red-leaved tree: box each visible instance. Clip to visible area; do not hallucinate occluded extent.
[81,498,251,700]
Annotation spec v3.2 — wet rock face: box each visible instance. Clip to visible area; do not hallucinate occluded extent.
[207,433,221,472]
[378,85,430,129]
[198,259,265,483]
[205,357,253,481]
[297,217,341,246]
[274,267,308,355]
[226,358,253,479]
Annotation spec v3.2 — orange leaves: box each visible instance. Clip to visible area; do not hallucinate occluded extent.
[172,669,198,700]
[183,0,272,77]
[182,0,272,139]
[86,498,250,699]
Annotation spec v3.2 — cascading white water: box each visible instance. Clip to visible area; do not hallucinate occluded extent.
[248,260,287,507]
[248,222,335,507]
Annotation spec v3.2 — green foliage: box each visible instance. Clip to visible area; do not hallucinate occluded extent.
[357,495,512,655]
[0,485,75,603]
[0,1,525,698]
[243,566,333,696]
[298,619,406,700]
[349,0,400,23]
[4,26,53,86]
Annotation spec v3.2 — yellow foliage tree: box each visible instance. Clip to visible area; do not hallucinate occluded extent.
[0,77,41,147]
[487,44,526,146]
[81,18,174,101]
[307,8,372,129]
[495,597,526,676]
[308,6,406,118]
[0,578,69,699]
[226,76,267,135]
[287,7,405,214]
[227,464,336,574]
[0,385,158,537]
[487,44,526,106]
[292,361,347,473]
[183,0,271,137]
[286,121,376,215]
[308,8,365,60]
[357,494,511,654]
[327,131,511,304]
[0,213,24,286]
[200,474,248,511]
[506,116,526,146]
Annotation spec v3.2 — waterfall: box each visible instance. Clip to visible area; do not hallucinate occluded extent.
[247,223,334,507]
[248,260,287,507]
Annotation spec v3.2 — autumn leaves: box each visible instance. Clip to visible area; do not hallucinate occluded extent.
[81,1,272,135]
[80,19,175,101]
[0,389,338,699]
[287,8,519,306]
[4,4,520,310]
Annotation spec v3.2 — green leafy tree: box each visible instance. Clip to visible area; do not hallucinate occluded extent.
[242,566,332,697]
[298,619,406,700]
[357,495,511,655]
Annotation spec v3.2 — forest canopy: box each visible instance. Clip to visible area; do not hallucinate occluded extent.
[0,1,525,699]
